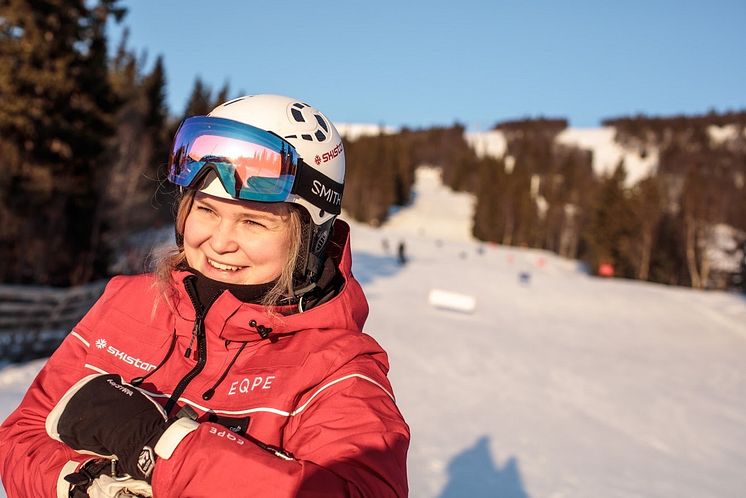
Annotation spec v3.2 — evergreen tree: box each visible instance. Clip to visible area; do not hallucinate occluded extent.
[143,56,168,133]
[103,46,172,250]
[0,0,124,285]
[183,76,212,117]
[141,55,174,223]
[552,148,595,258]
[629,176,662,280]
[342,132,418,226]
[472,157,505,242]
[648,213,688,286]
[213,81,231,109]
[581,161,638,277]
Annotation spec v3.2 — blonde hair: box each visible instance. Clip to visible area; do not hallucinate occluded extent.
[153,190,303,309]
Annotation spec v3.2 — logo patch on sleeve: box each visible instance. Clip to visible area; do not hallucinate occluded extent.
[208,414,251,436]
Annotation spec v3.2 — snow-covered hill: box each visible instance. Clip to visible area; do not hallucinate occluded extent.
[341,121,661,184]
[466,127,658,186]
[341,122,742,188]
[2,167,745,498]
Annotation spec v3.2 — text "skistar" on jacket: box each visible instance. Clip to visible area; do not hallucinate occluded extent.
[106,345,156,372]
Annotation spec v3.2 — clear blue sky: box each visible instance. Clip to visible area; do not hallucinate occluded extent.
[110,0,746,129]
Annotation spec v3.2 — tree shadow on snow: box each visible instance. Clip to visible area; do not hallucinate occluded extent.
[437,436,531,498]
[350,251,405,286]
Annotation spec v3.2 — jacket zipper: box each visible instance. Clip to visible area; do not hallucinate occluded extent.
[165,275,207,415]
[163,275,296,460]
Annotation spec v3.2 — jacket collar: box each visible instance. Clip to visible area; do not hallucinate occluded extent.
[171,220,368,343]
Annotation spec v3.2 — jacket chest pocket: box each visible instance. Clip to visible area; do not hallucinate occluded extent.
[209,351,309,405]
[200,351,309,439]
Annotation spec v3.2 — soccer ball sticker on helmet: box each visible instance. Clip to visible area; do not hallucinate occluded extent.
[284,102,332,142]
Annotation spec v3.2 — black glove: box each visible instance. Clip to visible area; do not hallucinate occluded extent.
[46,374,170,482]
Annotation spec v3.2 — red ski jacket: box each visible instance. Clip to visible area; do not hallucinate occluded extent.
[0,221,410,497]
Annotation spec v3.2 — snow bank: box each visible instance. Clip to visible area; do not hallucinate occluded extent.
[427,289,477,313]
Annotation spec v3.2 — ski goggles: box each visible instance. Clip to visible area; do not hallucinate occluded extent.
[168,115,304,203]
[168,116,343,214]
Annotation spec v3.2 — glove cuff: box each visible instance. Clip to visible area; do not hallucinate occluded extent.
[57,460,81,498]
[154,417,200,459]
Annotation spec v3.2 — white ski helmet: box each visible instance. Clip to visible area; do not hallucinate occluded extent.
[207,94,345,227]
[167,94,345,290]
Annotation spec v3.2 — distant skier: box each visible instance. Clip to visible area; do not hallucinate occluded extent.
[397,240,408,265]
[0,95,409,498]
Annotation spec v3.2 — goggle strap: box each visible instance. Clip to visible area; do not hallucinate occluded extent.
[291,160,344,215]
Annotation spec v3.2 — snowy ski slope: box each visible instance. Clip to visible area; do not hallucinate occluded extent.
[1,167,745,497]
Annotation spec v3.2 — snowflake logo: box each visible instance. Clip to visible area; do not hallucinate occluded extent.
[95,338,107,349]
[314,155,321,165]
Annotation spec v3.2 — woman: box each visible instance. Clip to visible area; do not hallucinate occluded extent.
[0,95,410,498]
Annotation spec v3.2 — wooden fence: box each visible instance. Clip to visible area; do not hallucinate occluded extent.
[0,280,107,362]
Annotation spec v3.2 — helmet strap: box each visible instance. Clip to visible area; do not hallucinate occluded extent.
[292,215,335,296]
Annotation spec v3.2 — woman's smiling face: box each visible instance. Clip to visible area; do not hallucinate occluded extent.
[183,192,293,284]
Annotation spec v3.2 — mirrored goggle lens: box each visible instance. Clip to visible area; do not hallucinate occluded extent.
[167,116,299,202]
